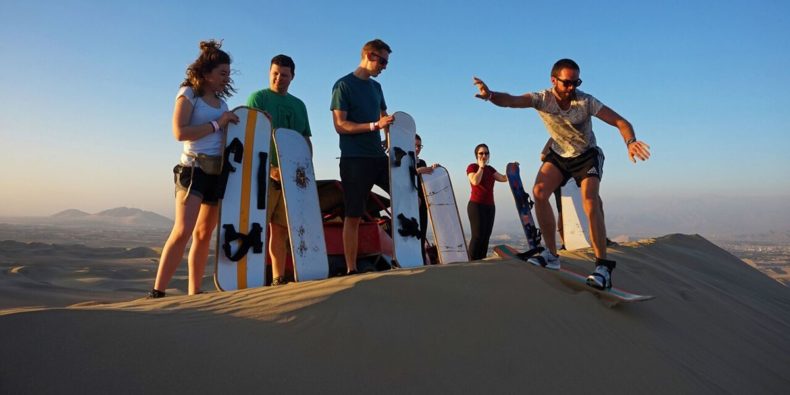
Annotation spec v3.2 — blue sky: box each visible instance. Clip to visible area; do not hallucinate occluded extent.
[1,0,788,232]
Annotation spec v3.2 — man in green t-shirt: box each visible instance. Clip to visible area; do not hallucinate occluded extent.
[247,54,312,286]
[330,39,394,275]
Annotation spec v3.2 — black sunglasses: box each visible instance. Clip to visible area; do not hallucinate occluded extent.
[555,77,582,88]
[477,151,490,156]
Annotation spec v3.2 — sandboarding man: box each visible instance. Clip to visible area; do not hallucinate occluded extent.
[473,59,650,289]
[247,54,313,286]
[415,133,440,264]
[330,39,395,275]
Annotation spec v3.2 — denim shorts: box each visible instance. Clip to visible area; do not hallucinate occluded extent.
[173,165,220,205]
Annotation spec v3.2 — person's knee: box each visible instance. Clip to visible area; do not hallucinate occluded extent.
[533,183,553,201]
[192,222,216,243]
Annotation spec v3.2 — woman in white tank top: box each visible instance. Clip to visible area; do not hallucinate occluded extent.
[148,40,239,298]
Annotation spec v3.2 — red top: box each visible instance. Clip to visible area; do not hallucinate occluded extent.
[467,164,497,205]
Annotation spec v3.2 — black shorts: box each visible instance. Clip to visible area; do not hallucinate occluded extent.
[173,165,220,205]
[339,157,389,217]
[545,147,605,187]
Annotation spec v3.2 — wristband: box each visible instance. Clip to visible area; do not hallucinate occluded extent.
[370,122,375,131]
[625,138,636,146]
[211,120,220,133]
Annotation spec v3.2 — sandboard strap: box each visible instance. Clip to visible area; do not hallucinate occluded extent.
[218,138,244,199]
[221,223,263,262]
[408,151,418,191]
[397,213,420,238]
[392,147,407,167]
[257,151,267,210]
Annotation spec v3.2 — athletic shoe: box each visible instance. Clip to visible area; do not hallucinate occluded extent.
[270,276,288,286]
[586,265,612,290]
[147,289,166,299]
[526,249,561,270]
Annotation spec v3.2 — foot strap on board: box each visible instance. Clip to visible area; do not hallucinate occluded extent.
[222,223,263,261]
[217,138,244,199]
[392,147,407,167]
[257,151,268,210]
[397,213,421,238]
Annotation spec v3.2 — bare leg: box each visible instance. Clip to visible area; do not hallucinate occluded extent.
[343,216,361,272]
[580,177,606,259]
[154,191,202,292]
[187,203,218,295]
[269,223,289,280]
[532,163,564,255]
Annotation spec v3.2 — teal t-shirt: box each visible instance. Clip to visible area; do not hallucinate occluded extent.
[246,89,312,167]
[330,73,387,158]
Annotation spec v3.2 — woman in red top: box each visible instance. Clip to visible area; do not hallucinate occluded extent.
[466,143,507,260]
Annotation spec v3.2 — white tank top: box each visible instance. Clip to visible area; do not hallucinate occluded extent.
[176,86,228,165]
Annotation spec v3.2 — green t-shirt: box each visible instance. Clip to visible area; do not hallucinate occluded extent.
[246,89,312,167]
[330,72,387,158]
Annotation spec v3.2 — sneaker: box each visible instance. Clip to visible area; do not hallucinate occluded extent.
[147,289,166,299]
[270,276,288,286]
[586,265,612,290]
[526,249,561,270]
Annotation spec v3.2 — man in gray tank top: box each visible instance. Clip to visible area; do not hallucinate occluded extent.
[472,59,651,290]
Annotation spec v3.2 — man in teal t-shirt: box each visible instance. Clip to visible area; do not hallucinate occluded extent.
[330,39,394,275]
[247,54,312,286]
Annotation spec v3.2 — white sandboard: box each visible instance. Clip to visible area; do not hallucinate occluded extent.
[273,128,328,282]
[387,111,423,268]
[214,106,271,291]
[560,181,591,250]
[421,166,469,264]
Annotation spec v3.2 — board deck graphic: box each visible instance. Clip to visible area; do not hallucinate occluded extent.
[420,166,468,264]
[273,128,328,282]
[214,106,271,291]
[493,244,655,304]
[560,181,591,250]
[387,111,423,269]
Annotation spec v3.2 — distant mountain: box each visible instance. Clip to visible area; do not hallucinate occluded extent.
[51,209,90,218]
[45,207,172,228]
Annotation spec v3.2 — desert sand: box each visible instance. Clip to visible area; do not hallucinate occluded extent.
[1,234,789,394]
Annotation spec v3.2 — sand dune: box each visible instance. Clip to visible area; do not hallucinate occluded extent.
[1,234,789,394]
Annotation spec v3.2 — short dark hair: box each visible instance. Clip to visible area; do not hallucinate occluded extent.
[415,134,422,141]
[271,54,295,74]
[551,58,580,77]
[362,39,392,57]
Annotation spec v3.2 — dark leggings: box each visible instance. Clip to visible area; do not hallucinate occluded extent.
[467,201,496,260]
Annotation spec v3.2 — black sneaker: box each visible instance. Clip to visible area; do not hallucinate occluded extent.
[270,276,288,286]
[147,289,166,299]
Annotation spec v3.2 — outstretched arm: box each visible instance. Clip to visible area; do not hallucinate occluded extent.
[473,77,534,108]
[595,106,651,163]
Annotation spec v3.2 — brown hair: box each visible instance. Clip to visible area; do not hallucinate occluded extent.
[181,40,235,99]
[474,143,489,156]
[361,39,392,58]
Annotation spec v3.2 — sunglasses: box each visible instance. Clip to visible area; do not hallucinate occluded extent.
[477,151,490,156]
[370,53,389,66]
[555,77,582,88]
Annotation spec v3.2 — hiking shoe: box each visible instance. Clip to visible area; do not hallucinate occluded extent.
[586,265,612,290]
[527,249,560,270]
[147,289,166,299]
[270,276,288,286]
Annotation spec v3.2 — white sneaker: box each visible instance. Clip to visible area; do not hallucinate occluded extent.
[586,265,612,290]
[527,249,560,270]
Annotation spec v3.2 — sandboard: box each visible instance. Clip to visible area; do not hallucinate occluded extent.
[493,244,655,304]
[273,128,328,282]
[420,166,469,264]
[214,106,271,291]
[387,111,423,268]
[560,181,591,250]
[505,162,542,255]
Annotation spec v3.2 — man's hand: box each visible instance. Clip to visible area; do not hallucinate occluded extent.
[473,77,491,100]
[627,140,651,163]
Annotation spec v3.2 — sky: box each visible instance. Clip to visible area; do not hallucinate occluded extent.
[1,0,789,235]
